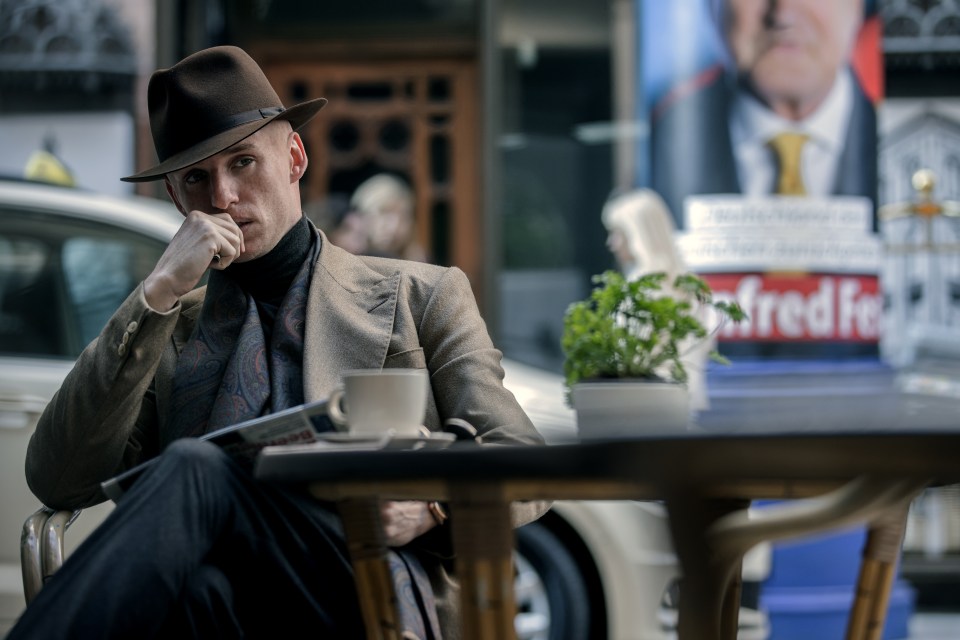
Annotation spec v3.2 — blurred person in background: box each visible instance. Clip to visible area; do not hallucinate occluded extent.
[604,187,774,619]
[304,192,372,256]
[601,188,714,413]
[603,189,685,283]
[351,173,429,262]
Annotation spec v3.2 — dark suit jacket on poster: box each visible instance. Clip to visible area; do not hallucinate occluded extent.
[650,65,878,229]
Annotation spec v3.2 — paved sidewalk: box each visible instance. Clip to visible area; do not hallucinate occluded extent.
[910,612,960,639]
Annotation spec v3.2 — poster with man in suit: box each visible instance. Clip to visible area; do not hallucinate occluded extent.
[649,0,881,221]
[643,0,885,357]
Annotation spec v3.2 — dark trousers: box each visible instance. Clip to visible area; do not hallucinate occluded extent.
[8,439,366,639]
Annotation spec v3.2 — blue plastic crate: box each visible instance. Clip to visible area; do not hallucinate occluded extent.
[763,525,867,589]
[761,580,916,640]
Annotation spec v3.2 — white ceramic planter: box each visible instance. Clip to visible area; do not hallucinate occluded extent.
[572,379,690,439]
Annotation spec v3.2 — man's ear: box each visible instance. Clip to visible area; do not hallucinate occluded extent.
[164,178,187,215]
[290,132,308,183]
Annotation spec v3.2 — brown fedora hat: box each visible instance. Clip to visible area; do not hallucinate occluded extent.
[122,46,326,182]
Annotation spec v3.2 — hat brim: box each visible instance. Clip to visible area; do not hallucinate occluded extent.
[121,97,327,183]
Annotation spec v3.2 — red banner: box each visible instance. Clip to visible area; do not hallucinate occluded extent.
[702,273,882,342]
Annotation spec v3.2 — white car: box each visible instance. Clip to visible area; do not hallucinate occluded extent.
[0,179,183,636]
[0,178,688,640]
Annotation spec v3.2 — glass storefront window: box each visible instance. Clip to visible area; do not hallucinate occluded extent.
[495,0,619,372]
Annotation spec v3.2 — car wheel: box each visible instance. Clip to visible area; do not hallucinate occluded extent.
[514,521,592,640]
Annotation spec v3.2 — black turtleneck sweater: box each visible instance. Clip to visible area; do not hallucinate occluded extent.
[224,215,313,339]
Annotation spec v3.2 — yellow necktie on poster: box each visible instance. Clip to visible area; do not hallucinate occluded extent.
[769,132,809,196]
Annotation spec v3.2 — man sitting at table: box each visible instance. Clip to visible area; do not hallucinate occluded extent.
[10,45,546,640]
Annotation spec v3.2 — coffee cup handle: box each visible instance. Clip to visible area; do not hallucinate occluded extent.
[327,386,349,432]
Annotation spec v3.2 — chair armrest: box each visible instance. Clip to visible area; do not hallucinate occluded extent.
[20,507,80,604]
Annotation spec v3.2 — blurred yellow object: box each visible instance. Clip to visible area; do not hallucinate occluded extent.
[769,132,809,196]
[24,149,76,187]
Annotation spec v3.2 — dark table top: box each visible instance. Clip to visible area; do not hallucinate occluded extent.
[256,360,960,501]
[254,429,960,502]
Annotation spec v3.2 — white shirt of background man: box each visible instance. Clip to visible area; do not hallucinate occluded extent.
[729,69,854,198]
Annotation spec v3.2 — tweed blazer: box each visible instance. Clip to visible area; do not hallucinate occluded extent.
[27,233,545,514]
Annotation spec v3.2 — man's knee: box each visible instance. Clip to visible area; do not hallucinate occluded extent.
[163,438,230,469]
[132,438,247,516]
[154,438,239,493]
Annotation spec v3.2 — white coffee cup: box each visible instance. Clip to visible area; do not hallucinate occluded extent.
[327,368,429,438]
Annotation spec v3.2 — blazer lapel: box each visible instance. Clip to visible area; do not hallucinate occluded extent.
[833,76,878,228]
[302,236,401,402]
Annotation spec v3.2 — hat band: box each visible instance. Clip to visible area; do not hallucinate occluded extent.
[216,106,286,132]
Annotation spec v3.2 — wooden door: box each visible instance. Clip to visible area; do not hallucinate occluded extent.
[264,60,482,292]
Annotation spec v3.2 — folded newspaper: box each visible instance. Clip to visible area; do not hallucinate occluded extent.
[101,399,334,502]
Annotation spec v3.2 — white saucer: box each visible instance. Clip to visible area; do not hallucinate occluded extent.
[316,431,456,450]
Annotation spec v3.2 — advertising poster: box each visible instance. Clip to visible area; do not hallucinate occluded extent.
[642,0,884,358]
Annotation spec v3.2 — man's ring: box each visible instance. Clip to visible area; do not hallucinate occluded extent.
[212,254,222,264]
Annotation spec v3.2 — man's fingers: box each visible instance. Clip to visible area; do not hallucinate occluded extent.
[380,500,435,547]
[184,211,242,268]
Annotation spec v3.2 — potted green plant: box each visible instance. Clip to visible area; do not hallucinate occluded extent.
[561,269,746,437]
